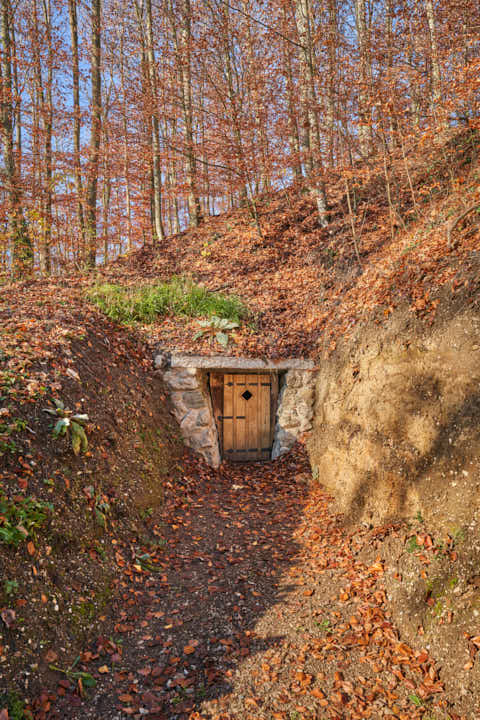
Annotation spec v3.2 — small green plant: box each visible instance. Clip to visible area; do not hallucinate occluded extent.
[409,693,424,707]
[43,399,89,455]
[4,579,19,597]
[0,493,52,547]
[135,551,161,573]
[193,316,239,347]
[200,239,214,258]
[0,417,27,456]
[196,685,207,700]
[94,495,110,528]
[94,542,106,561]
[415,510,424,524]
[314,618,330,633]
[451,527,465,545]
[49,656,97,695]
[0,436,18,455]
[406,536,422,553]
[0,691,26,720]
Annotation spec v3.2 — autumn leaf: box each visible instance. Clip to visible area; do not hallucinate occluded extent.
[1,609,16,629]
[118,694,134,703]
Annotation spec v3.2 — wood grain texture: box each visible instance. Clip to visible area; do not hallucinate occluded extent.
[215,372,277,462]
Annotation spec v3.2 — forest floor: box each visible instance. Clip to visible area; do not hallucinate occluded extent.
[44,446,456,720]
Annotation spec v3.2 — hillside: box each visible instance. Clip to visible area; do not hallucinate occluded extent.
[0,127,479,720]
[97,128,480,360]
[0,285,183,716]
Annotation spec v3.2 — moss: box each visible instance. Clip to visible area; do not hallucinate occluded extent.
[0,691,27,720]
[70,581,114,642]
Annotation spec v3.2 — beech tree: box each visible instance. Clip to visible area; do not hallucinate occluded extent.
[1,0,32,277]
[86,0,102,268]
[0,0,478,276]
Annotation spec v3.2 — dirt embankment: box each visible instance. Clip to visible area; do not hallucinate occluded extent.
[307,264,480,714]
[0,291,182,712]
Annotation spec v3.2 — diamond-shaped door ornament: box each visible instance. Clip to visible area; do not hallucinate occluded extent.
[241,390,252,401]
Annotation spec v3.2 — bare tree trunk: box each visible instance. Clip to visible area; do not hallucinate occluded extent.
[281,4,302,181]
[354,0,370,156]
[295,0,328,226]
[118,28,133,251]
[0,0,32,278]
[170,118,180,232]
[326,0,337,165]
[32,0,53,275]
[85,0,101,268]
[68,0,86,256]
[295,0,311,176]
[243,0,269,192]
[408,20,421,126]
[220,6,262,235]
[43,0,53,275]
[385,0,396,147]
[178,0,201,226]
[11,18,20,166]
[102,79,112,264]
[424,0,442,114]
[145,0,165,242]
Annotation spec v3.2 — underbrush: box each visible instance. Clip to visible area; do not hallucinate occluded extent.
[88,276,248,325]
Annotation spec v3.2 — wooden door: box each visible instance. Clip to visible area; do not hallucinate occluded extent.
[210,372,278,462]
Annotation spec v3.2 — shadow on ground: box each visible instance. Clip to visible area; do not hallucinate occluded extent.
[56,445,311,719]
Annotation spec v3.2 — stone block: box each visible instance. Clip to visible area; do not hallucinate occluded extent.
[286,371,302,388]
[154,353,168,369]
[196,409,210,427]
[202,444,221,468]
[170,392,189,415]
[180,410,199,434]
[163,369,198,390]
[182,389,206,409]
[190,427,214,449]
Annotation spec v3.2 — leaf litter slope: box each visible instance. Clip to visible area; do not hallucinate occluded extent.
[54,446,456,720]
[101,129,480,360]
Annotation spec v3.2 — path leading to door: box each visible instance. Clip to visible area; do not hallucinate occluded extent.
[51,448,454,720]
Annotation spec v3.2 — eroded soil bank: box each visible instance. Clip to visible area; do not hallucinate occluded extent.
[307,272,480,718]
[37,447,465,720]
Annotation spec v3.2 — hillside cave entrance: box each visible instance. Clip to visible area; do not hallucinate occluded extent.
[155,354,316,468]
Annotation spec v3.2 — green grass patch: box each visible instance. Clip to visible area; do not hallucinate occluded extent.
[88,277,248,325]
[0,493,52,547]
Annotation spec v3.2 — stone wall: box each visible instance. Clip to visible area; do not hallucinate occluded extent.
[272,370,316,459]
[156,355,317,467]
[160,366,221,468]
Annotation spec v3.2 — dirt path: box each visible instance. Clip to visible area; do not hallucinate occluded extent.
[52,448,456,720]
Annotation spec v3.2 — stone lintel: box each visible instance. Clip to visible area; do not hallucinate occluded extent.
[170,355,315,371]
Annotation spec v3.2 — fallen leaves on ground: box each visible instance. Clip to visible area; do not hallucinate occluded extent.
[43,447,461,720]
